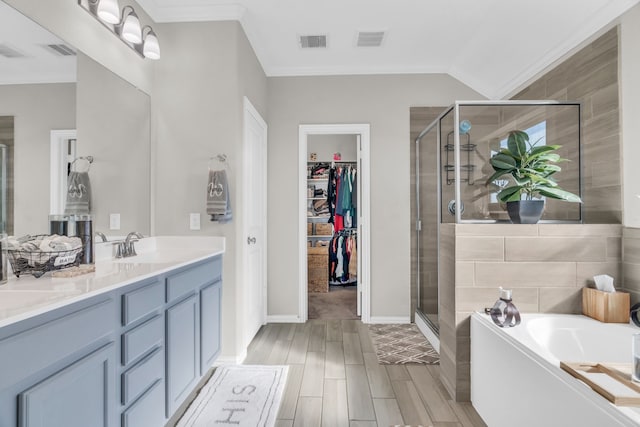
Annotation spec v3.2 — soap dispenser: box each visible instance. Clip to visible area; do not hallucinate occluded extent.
[486,287,521,327]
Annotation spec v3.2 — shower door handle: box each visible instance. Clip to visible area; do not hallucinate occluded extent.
[247,236,257,245]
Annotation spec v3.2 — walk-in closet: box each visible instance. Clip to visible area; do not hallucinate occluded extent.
[307,134,359,319]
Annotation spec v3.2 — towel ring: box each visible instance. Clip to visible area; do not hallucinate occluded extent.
[70,156,93,172]
[208,154,230,171]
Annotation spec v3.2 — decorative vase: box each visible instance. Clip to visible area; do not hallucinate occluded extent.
[506,200,544,224]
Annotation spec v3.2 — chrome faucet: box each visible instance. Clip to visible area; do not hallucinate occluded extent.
[115,232,144,258]
[95,231,108,242]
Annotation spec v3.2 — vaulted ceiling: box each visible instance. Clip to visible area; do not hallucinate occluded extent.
[137,0,640,98]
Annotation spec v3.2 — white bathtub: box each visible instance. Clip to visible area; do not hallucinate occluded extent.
[471,312,640,427]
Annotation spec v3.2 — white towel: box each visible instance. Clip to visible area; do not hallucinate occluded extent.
[207,170,233,223]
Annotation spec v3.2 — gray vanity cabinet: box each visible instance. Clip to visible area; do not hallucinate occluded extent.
[0,254,223,427]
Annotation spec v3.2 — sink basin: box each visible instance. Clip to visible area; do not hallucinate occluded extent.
[112,250,190,264]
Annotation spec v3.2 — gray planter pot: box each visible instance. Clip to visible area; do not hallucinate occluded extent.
[506,200,545,224]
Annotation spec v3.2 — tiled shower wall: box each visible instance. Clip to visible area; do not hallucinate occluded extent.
[441,224,622,401]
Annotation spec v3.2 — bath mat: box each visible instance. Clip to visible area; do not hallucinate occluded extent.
[368,323,439,364]
[176,365,288,427]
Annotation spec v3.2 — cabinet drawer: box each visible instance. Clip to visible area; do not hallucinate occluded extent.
[166,257,222,303]
[122,279,163,326]
[122,347,163,405]
[121,379,164,427]
[122,315,163,365]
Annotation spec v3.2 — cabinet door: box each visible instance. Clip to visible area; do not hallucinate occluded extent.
[18,343,115,427]
[166,295,198,417]
[200,281,221,375]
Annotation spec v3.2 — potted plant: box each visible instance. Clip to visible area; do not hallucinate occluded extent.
[485,129,582,223]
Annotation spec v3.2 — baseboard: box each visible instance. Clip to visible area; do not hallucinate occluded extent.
[368,316,410,324]
[266,315,303,323]
[214,350,247,366]
[415,311,440,354]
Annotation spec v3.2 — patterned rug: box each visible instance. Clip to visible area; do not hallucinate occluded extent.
[177,365,288,427]
[368,323,439,364]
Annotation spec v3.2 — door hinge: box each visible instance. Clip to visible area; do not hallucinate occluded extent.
[416,219,422,231]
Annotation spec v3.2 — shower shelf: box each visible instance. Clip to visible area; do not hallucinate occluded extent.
[444,132,476,185]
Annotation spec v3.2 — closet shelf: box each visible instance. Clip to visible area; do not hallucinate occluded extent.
[308,197,327,201]
[308,178,329,182]
[307,235,332,240]
[308,217,330,223]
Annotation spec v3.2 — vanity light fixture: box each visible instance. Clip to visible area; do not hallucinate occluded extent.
[78,0,160,60]
[95,0,120,25]
[141,26,161,60]
[118,6,142,44]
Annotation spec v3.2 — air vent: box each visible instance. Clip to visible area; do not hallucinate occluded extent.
[356,31,385,47]
[43,44,76,56]
[299,35,327,49]
[0,43,26,58]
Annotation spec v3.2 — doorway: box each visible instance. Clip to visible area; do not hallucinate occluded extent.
[298,124,370,323]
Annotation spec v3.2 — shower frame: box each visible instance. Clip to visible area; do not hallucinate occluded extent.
[414,100,583,337]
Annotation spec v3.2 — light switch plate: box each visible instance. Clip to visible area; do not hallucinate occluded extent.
[190,213,201,230]
[110,213,120,230]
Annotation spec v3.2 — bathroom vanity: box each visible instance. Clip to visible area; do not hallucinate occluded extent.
[0,236,224,427]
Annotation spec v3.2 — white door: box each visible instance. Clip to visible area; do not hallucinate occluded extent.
[243,98,267,346]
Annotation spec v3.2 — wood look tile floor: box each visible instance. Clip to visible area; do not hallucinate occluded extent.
[244,319,487,427]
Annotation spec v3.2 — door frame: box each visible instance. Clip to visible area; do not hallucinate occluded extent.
[242,97,268,346]
[50,129,77,215]
[298,124,371,323]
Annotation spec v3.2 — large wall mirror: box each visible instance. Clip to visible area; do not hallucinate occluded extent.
[0,0,150,237]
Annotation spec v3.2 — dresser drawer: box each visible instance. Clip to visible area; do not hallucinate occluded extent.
[166,257,222,303]
[122,347,163,405]
[122,279,163,326]
[122,315,163,365]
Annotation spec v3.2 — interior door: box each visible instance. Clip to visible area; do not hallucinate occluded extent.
[243,98,267,346]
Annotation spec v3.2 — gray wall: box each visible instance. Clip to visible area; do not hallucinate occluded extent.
[152,20,267,361]
[308,134,357,162]
[0,83,76,236]
[267,74,484,320]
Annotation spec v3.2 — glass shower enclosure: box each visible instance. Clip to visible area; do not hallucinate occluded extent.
[414,101,582,335]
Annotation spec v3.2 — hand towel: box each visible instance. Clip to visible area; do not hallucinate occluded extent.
[64,171,91,215]
[207,169,233,223]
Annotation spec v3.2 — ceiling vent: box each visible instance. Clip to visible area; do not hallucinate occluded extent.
[299,35,327,49]
[42,44,76,56]
[356,31,385,47]
[0,43,26,58]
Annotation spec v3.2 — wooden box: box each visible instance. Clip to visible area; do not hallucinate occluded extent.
[308,246,328,293]
[582,287,630,323]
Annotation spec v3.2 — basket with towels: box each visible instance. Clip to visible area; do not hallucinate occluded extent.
[6,235,84,278]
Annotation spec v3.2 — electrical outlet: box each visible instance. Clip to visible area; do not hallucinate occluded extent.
[110,213,120,230]
[190,213,201,230]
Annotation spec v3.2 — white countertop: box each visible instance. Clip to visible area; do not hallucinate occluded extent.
[0,236,225,329]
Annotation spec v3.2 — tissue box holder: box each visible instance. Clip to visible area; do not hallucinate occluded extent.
[582,287,630,323]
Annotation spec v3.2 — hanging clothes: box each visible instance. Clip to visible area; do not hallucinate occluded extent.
[328,231,357,285]
[328,163,357,231]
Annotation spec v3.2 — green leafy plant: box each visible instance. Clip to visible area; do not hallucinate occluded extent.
[485,130,582,203]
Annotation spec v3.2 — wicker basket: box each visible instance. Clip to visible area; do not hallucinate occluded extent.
[308,246,328,293]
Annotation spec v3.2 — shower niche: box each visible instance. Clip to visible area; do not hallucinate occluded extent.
[412,101,582,336]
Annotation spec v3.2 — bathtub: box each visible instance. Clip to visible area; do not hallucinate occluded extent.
[471,312,640,427]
